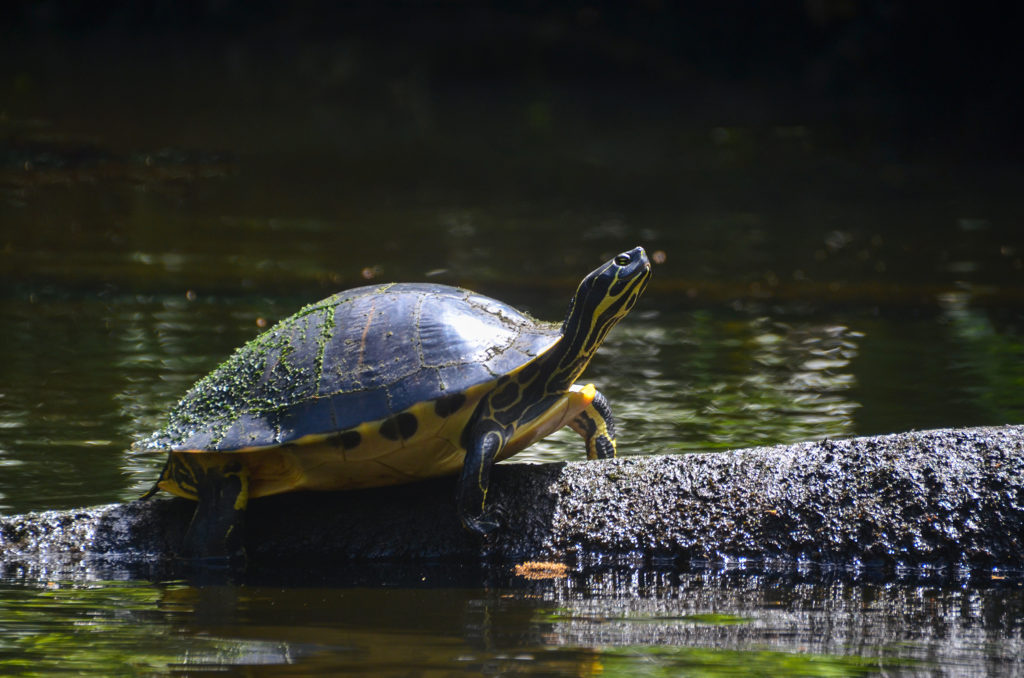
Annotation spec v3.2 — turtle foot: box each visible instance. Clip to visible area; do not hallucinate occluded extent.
[461,504,507,538]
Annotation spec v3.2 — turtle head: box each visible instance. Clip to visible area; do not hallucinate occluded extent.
[555,246,651,379]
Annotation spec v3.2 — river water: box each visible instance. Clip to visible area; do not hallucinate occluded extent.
[2,16,1024,676]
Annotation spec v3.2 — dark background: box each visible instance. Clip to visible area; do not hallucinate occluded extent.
[6,1,1023,160]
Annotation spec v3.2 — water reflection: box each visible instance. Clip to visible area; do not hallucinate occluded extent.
[1,568,1021,676]
[583,315,863,455]
[939,292,1024,424]
[0,580,320,675]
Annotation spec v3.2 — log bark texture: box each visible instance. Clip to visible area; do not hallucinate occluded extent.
[2,425,1022,579]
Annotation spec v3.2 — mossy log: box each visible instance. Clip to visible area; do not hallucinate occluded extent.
[2,425,1022,579]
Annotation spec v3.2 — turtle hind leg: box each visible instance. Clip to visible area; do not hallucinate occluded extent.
[178,455,250,568]
[570,389,618,460]
[457,426,506,537]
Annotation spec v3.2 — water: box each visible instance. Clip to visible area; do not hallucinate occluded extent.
[2,12,1024,676]
[1,568,1023,676]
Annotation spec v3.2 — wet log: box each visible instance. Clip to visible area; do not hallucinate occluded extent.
[1,425,1022,579]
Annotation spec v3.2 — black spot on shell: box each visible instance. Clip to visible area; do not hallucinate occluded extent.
[327,430,362,449]
[434,393,467,418]
[380,412,418,441]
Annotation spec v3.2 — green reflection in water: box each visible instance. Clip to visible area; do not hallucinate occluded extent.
[850,304,1024,436]
[940,293,1024,424]
[0,579,915,677]
[0,581,205,676]
[0,581,370,676]
[599,314,863,454]
[598,645,896,677]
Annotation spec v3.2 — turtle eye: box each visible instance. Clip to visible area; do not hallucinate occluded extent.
[614,253,631,266]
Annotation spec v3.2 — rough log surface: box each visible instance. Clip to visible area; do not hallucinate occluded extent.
[1,425,1022,579]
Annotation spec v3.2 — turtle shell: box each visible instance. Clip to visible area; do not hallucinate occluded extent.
[137,283,561,454]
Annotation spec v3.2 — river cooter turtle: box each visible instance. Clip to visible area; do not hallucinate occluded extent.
[138,246,652,563]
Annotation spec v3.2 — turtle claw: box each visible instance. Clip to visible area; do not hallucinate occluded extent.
[462,503,507,538]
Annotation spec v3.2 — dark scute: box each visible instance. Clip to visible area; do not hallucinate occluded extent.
[436,362,491,394]
[483,345,537,378]
[214,412,278,450]
[327,388,391,431]
[174,427,218,452]
[355,294,421,384]
[276,397,338,442]
[316,284,556,404]
[380,412,418,440]
[254,309,326,404]
[386,367,444,417]
[434,392,467,418]
[326,430,362,449]
[418,290,556,374]
[318,288,422,396]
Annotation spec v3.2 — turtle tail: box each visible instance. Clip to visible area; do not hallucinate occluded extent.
[139,457,171,500]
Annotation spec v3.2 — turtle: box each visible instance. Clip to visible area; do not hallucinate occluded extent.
[138,246,651,563]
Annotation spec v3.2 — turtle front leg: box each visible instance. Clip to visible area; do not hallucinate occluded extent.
[175,454,250,567]
[457,425,507,537]
[569,389,618,459]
